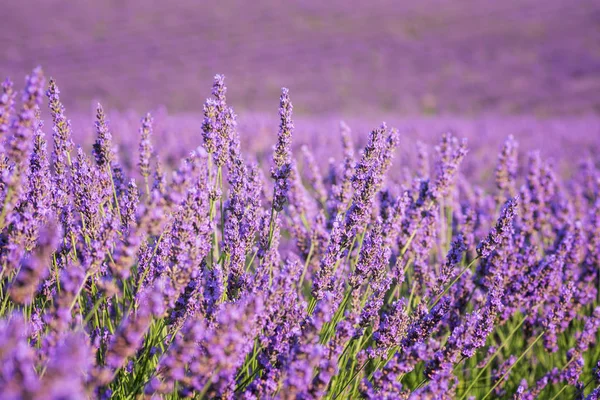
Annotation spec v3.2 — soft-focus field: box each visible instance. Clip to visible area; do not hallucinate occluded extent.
[2,0,599,115]
[1,68,600,400]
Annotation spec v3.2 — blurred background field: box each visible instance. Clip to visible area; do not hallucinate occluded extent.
[2,0,600,184]
[2,0,599,116]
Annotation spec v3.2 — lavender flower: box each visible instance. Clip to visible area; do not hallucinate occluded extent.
[93,103,115,169]
[202,98,219,155]
[430,133,468,201]
[368,299,409,358]
[138,112,154,185]
[26,120,52,224]
[433,234,467,296]
[281,293,337,399]
[495,135,519,196]
[344,124,399,245]
[312,214,344,300]
[477,196,518,258]
[0,78,15,134]
[6,67,45,168]
[46,77,74,216]
[0,79,15,166]
[271,87,294,211]
[1,68,45,220]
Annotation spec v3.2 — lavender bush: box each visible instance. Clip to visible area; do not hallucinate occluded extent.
[1,68,600,399]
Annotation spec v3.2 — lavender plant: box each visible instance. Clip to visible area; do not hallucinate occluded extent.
[0,69,599,400]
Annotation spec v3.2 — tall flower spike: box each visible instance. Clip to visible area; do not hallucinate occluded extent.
[121,179,139,232]
[7,67,45,167]
[477,196,519,258]
[72,147,103,239]
[215,106,236,168]
[430,133,468,202]
[1,68,45,228]
[201,98,218,155]
[201,74,233,167]
[434,234,467,296]
[93,103,115,169]
[0,79,14,178]
[495,135,519,196]
[271,87,294,211]
[0,78,15,142]
[312,214,344,300]
[351,123,387,193]
[212,73,226,102]
[138,112,154,188]
[28,115,51,208]
[343,124,399,245]
[47,77,74,213]
[21,114,52,248]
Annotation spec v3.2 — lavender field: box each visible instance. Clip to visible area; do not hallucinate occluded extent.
[2,2,600,400]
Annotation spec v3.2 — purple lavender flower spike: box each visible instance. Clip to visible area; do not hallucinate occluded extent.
[344,124,399,245]
[312,213,344,300]
[138,112,154,186]
[281,292,337,399]
[120,179,139,232]
[93,103,115,169]
[477,196,518,259]
[1,68,45,220]
[495,135,519,197]
[46,77,74,216]
[430,133,468,202]
[27,118,52,223]
[271,87,294,212]
[368,299,409,359]
[433,234,467,297]
[0,78,15,159]
[7,67,45,168]
[202,98,218,155]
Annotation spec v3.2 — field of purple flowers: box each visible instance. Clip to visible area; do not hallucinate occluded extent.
[3,0,599,115]
[1,66,600,399]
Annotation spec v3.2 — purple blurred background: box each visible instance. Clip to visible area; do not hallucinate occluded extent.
[2,0,600,116]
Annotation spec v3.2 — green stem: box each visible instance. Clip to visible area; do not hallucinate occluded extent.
[298,241,315,289]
